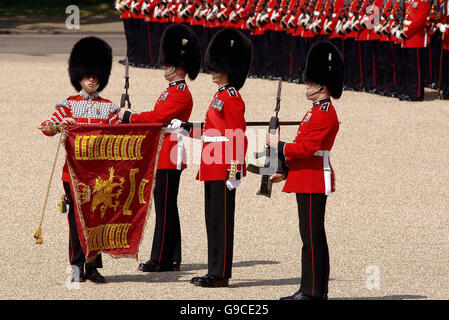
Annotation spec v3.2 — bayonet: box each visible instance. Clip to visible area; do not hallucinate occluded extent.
[120,56,131,109]
[246,79,286,198]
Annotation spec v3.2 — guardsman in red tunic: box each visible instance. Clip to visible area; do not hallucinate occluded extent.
[171,28,252,287]
[41,37,119,284]
[119,24,201,272]
[267,41,344,300]
[395,0,431,100]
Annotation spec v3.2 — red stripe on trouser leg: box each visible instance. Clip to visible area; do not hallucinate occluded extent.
[290,51,293,76]
[372,50,376,88]
[159,171,169,262]
[428,46,432,82]
[391,43,397,87]
[358,42,364,89]
[309,194,315,296]
[417,48,421,98]
[68,214,74,265]
[223,183,227,278]
[147,22,152,63]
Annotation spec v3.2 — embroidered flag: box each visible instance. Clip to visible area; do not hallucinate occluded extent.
[64,124,164,262]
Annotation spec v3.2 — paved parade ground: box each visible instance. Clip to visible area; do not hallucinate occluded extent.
[0,19,448,302]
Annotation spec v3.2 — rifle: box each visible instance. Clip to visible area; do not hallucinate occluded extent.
[398,0,405,29]
[246,79,285,198]
[120,56,131,109]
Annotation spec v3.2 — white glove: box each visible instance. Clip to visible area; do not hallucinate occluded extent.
[167,118,182,130]
[226,180,241,191]
[440,24,447,34]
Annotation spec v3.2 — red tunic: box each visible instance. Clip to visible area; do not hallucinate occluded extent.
[402,0,431,48]
[127,80,193,170]
[41,92,121,182]
[279,98,339,194]
[195,85,248,181]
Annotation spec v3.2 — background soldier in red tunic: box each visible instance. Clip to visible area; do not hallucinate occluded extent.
[267,41,344,300]
[119,23,201,272]
[395,0,431,101]
[40,37,120,284]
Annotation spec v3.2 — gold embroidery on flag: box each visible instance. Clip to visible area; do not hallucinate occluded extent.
[86,223,132,250]
[91,167,125,218]
[138,179,149,204]
[123,168,139,216]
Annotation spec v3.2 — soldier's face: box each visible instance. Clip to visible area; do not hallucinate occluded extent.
[211,72,229,86]
[80,75,99,93]
[163,65,177,81]
[305,82,323,100]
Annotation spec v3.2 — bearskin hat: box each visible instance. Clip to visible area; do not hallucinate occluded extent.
[303,41,345,99]
[205,28,253,90]
[159,24,201,80]
[69,37,112,92]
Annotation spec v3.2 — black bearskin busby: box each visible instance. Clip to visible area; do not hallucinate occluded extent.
[69,37,112,92]
[205,28,253,90]
[159,23,201,80]
[303,41,345,99]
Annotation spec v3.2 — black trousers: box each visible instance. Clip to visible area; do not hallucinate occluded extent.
[343,38,362,90]
[376,41,396,94]
[250,34,265,77]
[441,50,449,97]
[123,18,136,64]
[290,35,307,82]
[296,193,328,298]
[63,182,102,271]
[204,180,236,279]
[393,43,407,96]
[150,169,182,265]
[402,47,427,99]
[426,35,441,87]
[148,22,169,68]
[262,30,282,78]
[133,18,150,66]
[359,40,377,91]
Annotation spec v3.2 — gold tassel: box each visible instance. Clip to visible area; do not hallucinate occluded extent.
[33,224,43,244]
[33,130,64,245]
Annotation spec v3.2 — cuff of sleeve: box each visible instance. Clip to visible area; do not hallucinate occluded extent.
[122,110,132,124]
[278,141,286,157]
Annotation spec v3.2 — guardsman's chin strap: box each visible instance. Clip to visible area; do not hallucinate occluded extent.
[306,84,323,97]
[164,66,177,80]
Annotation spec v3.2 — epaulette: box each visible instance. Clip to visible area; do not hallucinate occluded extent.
[227,87,238,97]
[319,102,330,112]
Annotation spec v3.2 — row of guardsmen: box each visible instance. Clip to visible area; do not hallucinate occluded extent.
[115,0,449,101]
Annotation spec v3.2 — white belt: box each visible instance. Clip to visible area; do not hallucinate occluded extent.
[176,135,183,170]
[314,150,332,195]
[313,150,329,157]
[164,128,184,170]
[201,135,229,143]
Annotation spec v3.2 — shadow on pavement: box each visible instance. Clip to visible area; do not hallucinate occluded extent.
[107,260,282,284]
